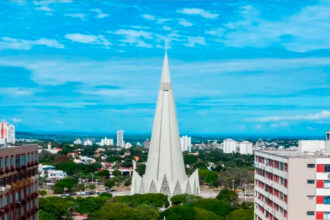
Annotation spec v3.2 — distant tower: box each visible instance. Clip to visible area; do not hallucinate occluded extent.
[117,130,124,148]
[131,44,200,196]
[327,131,330,141]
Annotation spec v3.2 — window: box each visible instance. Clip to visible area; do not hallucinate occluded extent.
[10,157,13,167]
[325,164,330,172]
[307,211,315,215]
[307,179,315,184]
[307,195,314,200]
[4,158,8,168]
[15,192,18,201]
[307,164,315,168]
[325,180,330,188]
[35,152,37,161]
[9,194,12,204]
[20,155,25,166]
[27,154,29,163]
[280,162,284,170]
[15,156,19,167]
[325,196,330,204]
[324,212,330,220]
[4,196,7,206]
[0,197,2,207]
[0,158,3,169]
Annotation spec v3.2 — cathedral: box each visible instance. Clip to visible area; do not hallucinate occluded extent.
[131,46,200,196]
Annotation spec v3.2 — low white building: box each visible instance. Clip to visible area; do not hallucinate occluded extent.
[47,170,67,183]
[125,142,132,149]
[74,155,96,164]
[238,141,253,155]
[100,137,113,146]
[223,139,237,153]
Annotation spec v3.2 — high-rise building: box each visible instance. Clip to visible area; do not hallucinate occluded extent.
[180,135,192,152]
[0,122,15,144]
[0,145,39,219]
[117,130,124,148]
[254,133,330,220]
[239,141,253,155]
[131,46,200,196]
[223,139,237,153]
[100,137,113,146]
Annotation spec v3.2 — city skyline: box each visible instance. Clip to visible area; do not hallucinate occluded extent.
[1,1,330,136]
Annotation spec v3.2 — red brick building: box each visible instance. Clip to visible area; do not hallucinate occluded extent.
[0,145,38,220]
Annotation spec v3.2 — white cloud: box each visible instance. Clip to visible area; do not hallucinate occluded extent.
[184,36,206,47]
[178,18,193,27]
[65,33,110,47]
[206,3,330,52]
[90,8,109,19]
[36,5,53,12]
[142,14,170,24]
[0,37,64,50]
[256,110,330,122]
[114,29,153,48]
[12,118,22,123]
[0,88,34,96]
[142,14,156,21]
[177,8,218,19]
[65,13,86,20]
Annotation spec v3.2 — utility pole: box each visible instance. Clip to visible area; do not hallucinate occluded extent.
[232,179,235,191]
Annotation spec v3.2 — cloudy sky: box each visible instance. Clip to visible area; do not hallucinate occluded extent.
[0,0,330,137]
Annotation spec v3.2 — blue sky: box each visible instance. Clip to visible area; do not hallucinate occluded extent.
[0,0,330,137]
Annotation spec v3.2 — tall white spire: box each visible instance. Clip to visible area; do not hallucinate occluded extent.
[131,42,200,196]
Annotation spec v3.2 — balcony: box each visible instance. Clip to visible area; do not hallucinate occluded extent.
[16,166,21,172]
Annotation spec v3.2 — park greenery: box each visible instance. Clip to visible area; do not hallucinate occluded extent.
[39,189,253,220]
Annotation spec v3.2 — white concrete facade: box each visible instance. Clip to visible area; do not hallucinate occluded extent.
[255,142,330,220]
[180,135,192,152]
[131,48,199,196]
[223,139,237,153]
[117,130,124,148]
[239,141,253,155]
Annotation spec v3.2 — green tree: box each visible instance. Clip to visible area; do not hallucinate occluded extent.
[89,184,96,190]
[112,169,121,177]
[194,208,221,220]
[90,202,138,220]
[54,177,78,194]
[227,209,253,220]
[39,197,75,219]
[216,188,238,206]
[135,205,159,220]
[136,164,146,176]
[194,199,230,217]
[199,169,218,186]
[171,194,187,205]
[161,205,195,220]
[39,190,47,196]
[104,179,115,189]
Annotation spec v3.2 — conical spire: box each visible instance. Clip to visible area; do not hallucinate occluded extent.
[130,41,200,196]
[161,39,171,83]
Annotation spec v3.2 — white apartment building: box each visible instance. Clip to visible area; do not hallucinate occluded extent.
[100,137,114,146]
[239,141,253,155]
[83,139,93,146]
[181,135,192,152]
[117,130,124,148]
[74,138,82,145]
[223,139,237,153]
[0,122,15,144]
[254,132,330,220]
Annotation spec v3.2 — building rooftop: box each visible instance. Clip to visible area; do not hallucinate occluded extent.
[256,148,330,158]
